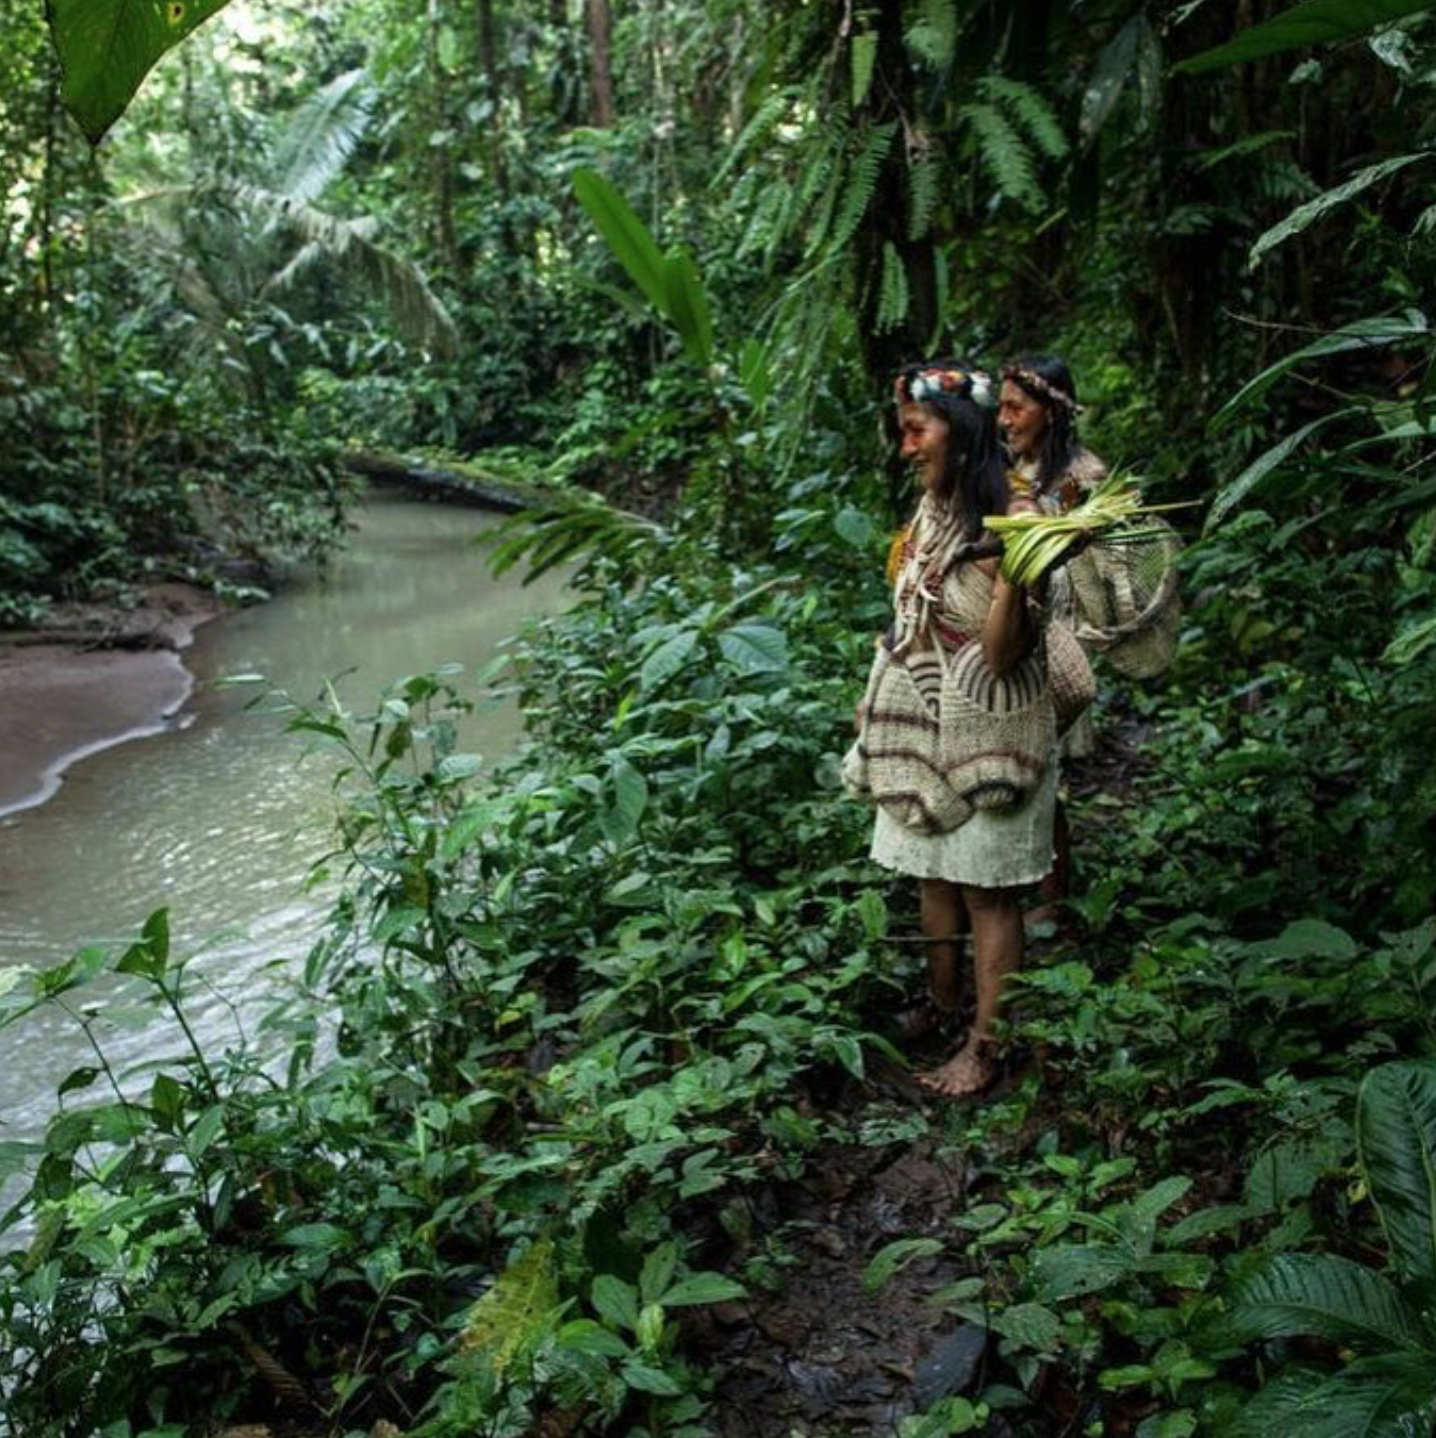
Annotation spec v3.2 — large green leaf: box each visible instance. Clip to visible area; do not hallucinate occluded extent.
[1249,153,1430,269]
[1357,1062,1436,1285]
[1178,0,1436,72]
[462,1239,560,1375]
[717,622,790,676]
[47,0,235,143]
[1031,1243,1134,1300]
[1213,311,1428,424]
[661,248,715,367]
[572,168,671,316]
[1239,1355,1436,1438]
[1222,1252,1429,1352]
[1080,15,1154,146]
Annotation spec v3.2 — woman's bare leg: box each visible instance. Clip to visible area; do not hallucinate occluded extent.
[920,884,1022,1097]
[919,878,967,1017]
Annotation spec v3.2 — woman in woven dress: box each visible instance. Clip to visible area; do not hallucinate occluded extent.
[856,361,1055,1099]
[997,356,1107,914]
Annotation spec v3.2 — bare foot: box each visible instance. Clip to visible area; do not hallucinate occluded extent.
[918,1036,998,1100]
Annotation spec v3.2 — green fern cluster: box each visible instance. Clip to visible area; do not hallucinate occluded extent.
[960,77,1068,215]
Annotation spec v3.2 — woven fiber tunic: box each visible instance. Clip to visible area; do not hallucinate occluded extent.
[868,558,1057,888]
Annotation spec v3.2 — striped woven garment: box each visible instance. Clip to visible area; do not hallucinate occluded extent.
[843,501,1060,835]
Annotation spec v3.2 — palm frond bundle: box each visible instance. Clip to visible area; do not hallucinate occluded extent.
[985,475,1183,586]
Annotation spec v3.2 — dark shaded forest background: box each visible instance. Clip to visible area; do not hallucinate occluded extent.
[3,2,1436,1436]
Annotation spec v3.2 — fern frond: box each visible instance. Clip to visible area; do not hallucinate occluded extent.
[804,163,842,257]
[738,180,790,261]
[1249,158,1321,205]
[906,0,958,70]
[714,90,795,187]
[960,102,1043,213]
[907,155,940,241]
[794,131,842,219]
[978,76,1068,162]
[828,121,897,254]
[875,241,910,333]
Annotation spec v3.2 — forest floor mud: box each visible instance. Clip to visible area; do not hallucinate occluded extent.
[0,582,224,816]
[693,1124,994,1436]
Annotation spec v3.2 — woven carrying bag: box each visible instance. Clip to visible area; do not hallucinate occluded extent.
[1068,518,1183,679]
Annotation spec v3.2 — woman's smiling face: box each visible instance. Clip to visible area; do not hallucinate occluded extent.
[998,380,1048,460]
[898,402,949,493]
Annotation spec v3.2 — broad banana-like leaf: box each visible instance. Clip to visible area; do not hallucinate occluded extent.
[47,0,235,143]
[1357,1061,1436,1286]
[1222,1252,1429,1352]
[573,168,671,317]
[1213,310,1429,424]
[1249,153,1430,269]
[1240,1354,1436,1438]
[661,248,714,368]
[1178,0,1436,72]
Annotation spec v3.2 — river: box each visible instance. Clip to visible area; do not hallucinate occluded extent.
[0,492,566,1146]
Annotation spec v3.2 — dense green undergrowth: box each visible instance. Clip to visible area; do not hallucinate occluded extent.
[4,428,1436,1436]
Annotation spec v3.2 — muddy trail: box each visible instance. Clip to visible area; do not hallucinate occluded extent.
[685,717,1157,1437]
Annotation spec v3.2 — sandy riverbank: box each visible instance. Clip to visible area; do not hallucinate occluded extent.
[0,583,226,818]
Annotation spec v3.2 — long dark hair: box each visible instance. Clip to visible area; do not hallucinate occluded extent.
[894,357,1009,538]
[1004,354,1080,493]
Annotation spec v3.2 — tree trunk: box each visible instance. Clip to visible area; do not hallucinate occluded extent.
[586,0,615,127]
[476,0,509,196]
[427,0,460,274]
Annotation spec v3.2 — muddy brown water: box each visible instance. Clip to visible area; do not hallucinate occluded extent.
[0,493,567,1147]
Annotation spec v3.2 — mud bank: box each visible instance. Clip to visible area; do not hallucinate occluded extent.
[0,583,225,818]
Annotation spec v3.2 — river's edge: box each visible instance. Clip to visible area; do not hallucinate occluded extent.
[0,581,229,819]
[0,467,538,821]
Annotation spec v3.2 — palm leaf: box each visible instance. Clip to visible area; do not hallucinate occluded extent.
[252,190,457,356]
[1213,310,1429,423]
[267,69,375,208]
[1205,410,1356,530]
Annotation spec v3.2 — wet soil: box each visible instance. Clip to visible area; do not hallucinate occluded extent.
[691,1125,993,1437]
[0,582,224,816]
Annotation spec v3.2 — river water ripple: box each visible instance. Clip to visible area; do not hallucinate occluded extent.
[0,493,565,1146]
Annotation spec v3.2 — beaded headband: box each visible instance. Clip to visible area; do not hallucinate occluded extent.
[1003,365,1082,415]
[893,366,995,410]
